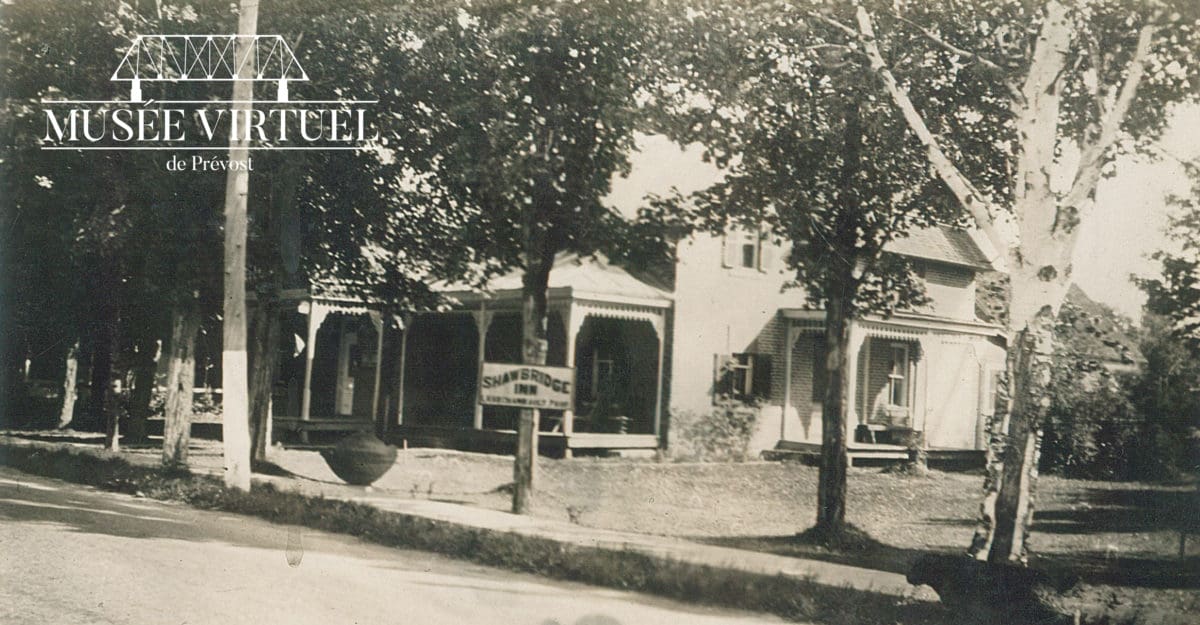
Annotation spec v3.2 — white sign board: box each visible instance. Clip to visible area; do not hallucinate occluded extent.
[479,362,575,411]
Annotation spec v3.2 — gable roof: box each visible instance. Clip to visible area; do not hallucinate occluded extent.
[885,226,994,270]
[439,251,672,305]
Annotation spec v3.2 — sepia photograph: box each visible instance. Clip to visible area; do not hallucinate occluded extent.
[1,1,1198,623]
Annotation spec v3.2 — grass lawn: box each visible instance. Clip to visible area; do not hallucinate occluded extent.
[248,447,1200,621]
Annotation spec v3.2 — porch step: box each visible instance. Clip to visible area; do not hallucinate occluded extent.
[761,446,908,466]
[763,441,985,471]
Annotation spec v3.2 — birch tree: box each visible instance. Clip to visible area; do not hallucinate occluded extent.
[802,0,1200,563]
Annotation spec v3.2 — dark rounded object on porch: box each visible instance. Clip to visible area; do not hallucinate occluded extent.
[319,432,397,485]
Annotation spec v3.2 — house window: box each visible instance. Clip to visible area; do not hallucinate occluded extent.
[714,353,771,402]
[722,227,771,272]
[887,344,910,407]
[741,242,757,268]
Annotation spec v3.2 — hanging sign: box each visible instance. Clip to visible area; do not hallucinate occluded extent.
[479,362,575,410]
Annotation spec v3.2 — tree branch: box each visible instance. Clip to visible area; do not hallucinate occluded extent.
[852,6,1010,254]
[805,10,859,40]
[1059,20,1158,227]
[888,10,1023,103]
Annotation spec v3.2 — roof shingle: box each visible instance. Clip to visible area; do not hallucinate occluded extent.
[885,226,993,270]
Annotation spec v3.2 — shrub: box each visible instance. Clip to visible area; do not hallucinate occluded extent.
[148,385,223,419]
[668,402,758,462]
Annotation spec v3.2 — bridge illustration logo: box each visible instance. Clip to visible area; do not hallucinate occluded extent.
[112,34,309,102]
[40,33,377,154]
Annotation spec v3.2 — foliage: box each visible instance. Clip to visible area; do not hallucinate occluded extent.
[668,403,759,462]
[147,386,223,420]
[1041,311,1200,480]
[377,0,656,284]
[0,0,231,412]
[1040,364,1139,479]
[652,1,956,318]
[1140,178,1200,353]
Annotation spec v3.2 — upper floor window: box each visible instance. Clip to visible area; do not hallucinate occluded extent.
[722,227,772,273]
[741,241,757,268]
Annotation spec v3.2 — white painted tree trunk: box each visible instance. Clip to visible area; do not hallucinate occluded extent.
[221,0,258,491]
[56,340,79,429]
[856,0,1159,563]
[163,303,199,468]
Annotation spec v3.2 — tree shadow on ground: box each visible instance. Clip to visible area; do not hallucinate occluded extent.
[1034,486,1200,536]
[699,533,945,577]
[704,531,1200,591]
[1030,552,1200,590]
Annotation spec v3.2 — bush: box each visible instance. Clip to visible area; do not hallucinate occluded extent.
[148,386,223,420]
[1035,354,1198,481]
[1040,375,1137,479]
[668,402,758,462]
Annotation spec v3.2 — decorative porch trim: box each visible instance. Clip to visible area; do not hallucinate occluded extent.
[858,322,926,342]
[572,300,665,337]
[781,308,1004,338]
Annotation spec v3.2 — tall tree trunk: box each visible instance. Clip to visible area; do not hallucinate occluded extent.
[163,302,200,468]
[86,327,108,432]
[56,339,80,429]
[248,296,280,464]
[126,337,158,444]
[855,0,1156,565]
[817,287,853,532]
[969,1,1074,565]
[88,308,118,437]
[815,99,863,535]
[971,274,1065,563]
[513,253,553,515]
[220,0,259,491]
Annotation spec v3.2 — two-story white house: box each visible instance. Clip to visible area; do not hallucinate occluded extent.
[265,220,1007,463]
[671,225,1008,463]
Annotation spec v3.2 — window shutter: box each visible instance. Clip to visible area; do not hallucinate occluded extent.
[712,353,725,402]
[757,236,772,272]
[752,354,772,398]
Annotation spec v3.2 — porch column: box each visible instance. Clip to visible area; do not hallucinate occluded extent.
[369,311,384,427]
[472,303,493,430]
[915,333,936,435]
[395,313,410,427]
[845,322,867,436]
[652,316,665,439]
[561,304,585,439]
[300,302,329,444]
[781,320,795,441]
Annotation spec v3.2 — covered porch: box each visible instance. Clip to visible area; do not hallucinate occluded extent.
[393,253,671,456]
[269,288,393,444]
[777,309,1006,456]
